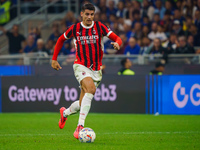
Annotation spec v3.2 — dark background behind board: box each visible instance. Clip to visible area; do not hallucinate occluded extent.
[34,64,200,76]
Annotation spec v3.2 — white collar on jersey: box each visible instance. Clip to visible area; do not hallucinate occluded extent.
[81,21,94,29]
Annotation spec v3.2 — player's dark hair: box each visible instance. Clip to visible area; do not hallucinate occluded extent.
[81,3,95,12]
[121,58,128,67]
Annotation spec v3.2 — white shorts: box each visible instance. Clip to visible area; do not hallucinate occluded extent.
[73,64,102,88]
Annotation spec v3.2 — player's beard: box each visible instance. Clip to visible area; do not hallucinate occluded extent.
[86,20,92,26]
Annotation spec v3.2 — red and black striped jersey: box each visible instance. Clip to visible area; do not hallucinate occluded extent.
[63,21,112,71]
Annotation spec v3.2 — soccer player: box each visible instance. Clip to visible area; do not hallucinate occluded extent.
[51,3,122,139]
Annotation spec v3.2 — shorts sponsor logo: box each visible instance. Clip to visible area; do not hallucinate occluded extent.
[173,82,200,108]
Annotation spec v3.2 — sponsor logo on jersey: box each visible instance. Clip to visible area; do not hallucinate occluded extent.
[77,35,99,41]
[77,35,99,45]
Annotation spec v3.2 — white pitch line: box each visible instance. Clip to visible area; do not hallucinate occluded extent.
[0,131,199,137]
[102,131,200,135]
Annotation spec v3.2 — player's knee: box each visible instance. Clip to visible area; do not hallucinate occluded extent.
[90,87,96,95]
[81,78,96,94]
[86,86,96,95]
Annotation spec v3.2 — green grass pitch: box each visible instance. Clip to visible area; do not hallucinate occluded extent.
[0,113,200,150]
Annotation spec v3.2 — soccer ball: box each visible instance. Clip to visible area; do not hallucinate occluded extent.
[78,128,96,143]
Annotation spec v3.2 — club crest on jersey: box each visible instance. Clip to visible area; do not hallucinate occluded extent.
[82,71,86,75]
[93,29,96,34]
[77,32,81,35]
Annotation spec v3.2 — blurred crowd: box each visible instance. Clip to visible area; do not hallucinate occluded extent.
[1,0,200,62]
[90,0,200,56]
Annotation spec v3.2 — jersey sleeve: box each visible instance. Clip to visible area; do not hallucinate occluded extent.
[108,32,122,47]
[100,22,112,37]
[63,24,74,39]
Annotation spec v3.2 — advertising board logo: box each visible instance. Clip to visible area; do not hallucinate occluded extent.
[8,84,117,105]
[173,82,200,108]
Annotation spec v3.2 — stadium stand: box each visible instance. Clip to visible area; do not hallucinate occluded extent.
[0,0,200,67]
